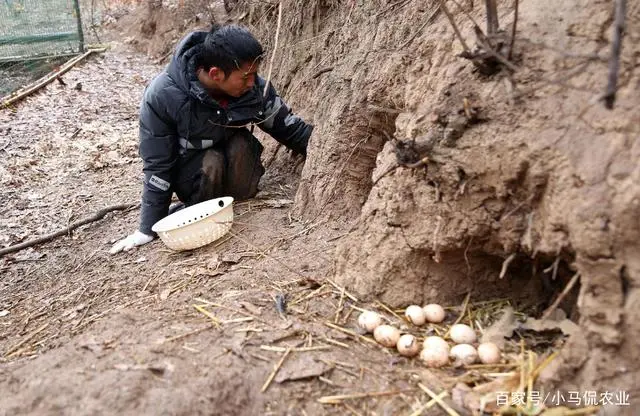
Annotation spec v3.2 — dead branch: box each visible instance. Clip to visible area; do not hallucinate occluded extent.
[440,1,471,54]
[1,48,106,108]
[499,253,517,279]
[604,0,627,109]
[541,272,581,321]
[0,203,137,257]
[508,0,519,59]
[484,0,499,35]
[263,1,283,97]
[473,26,519,72]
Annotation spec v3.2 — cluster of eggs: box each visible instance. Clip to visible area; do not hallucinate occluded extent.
[358,306,501,368]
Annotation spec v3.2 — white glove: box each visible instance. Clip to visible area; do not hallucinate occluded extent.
[109,230,154,254]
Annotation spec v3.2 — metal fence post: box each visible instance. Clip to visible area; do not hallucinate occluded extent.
[72,0,84,52]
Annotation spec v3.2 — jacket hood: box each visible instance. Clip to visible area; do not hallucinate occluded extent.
[167,31,215,105]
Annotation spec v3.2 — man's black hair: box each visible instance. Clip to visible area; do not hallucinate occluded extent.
[198,24,264,77]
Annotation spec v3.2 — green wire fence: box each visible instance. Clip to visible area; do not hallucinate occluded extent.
[0,0,85,97]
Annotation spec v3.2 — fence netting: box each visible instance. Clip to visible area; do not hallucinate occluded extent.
[1,0,84,97]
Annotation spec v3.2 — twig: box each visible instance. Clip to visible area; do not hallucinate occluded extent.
[317,389,413,404]
[260,345,331,353]
[374,300,404,323]
[604,0,626,109]
[499,253,517,279]
[484,0,499,35]
[263,1,283,97]
[0,203,137,256]
[334,286,346,323]
[261,347,292,392]
[327,279,358,302]
[162,325,214,344]
[463,237,473,276]
[1,48,106,107]
[474,26,520,72]
[541,272,580,321]
[4,323,49,357]
[409,391,449,416]
[508,0,519,59]
[417,383,460,416]
[192,304,221,328]
[439,1,470,54]
[324,322,378,345]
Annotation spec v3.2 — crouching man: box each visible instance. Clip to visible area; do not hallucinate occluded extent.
[111,24,313,254]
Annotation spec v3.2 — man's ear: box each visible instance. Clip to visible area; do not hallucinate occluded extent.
[208,67,224,81]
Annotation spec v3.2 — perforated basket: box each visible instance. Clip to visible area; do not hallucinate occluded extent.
[151,197,234,251]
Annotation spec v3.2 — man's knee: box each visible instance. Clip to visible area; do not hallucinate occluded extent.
[194,149,225,203]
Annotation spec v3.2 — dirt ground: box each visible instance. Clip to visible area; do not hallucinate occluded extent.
[0,48,458,416]
[1,0,639,415]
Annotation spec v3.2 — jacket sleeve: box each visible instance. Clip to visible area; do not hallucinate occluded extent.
[138,90,178,236]
[258,83,314,156]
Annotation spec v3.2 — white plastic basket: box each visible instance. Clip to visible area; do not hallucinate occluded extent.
[151,196,234,251]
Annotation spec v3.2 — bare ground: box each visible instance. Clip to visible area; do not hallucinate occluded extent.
[0,49,453,416]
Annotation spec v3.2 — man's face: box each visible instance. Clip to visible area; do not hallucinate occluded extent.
[210,60,259,98]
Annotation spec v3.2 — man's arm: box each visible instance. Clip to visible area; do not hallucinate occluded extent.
[110,88,178,254]
[258,82,313,156]
[138,91,179,236]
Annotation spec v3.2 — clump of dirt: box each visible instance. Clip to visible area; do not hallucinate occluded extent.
[4,0,638,413]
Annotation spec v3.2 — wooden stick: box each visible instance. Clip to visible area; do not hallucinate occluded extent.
[499,253,517,279]
[261,347,291,392]
[4,323,49,357]
[327,279,358,302]
[604,0,626,109]
[374,300,404,323]
[324,322,378,345]
[260,345,331,353]
[317,389,413,404]
[484,0,499,35]
[417,383,460,416]
[408,391,449,416]
[439,1,471,54]
[541,272,580,321]
[0,203,136,256]
[508,0,519,59]
[1,48,106,107]
[193,305,221,328]
[263,1,283,97]
[162,325,214,344]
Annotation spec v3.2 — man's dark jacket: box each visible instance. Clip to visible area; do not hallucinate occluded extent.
[138,31,313,235]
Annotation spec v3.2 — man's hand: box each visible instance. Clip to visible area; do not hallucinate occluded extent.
[109,230,154,254]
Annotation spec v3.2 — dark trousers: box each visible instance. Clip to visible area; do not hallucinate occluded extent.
[174,130,265,206]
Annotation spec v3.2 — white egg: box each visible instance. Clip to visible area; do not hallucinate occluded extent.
[477,342,501,364]
[396,334,420,357]
[422,336,450,353]
[423,304,446,323]
[358,310,383,333]
[450,344,478,365]
[449,324,477,344]
[373,325,401,348]
[420,347,449,367]
[405,305,427,326]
